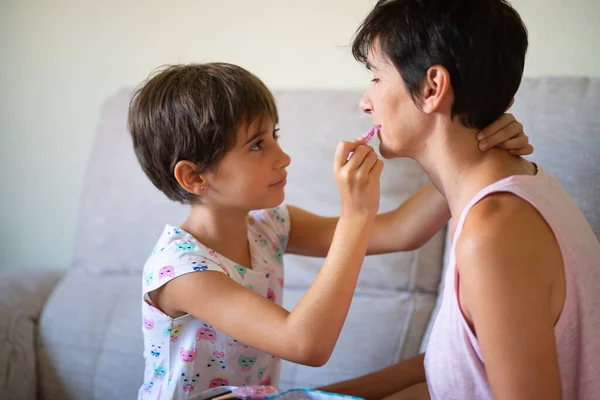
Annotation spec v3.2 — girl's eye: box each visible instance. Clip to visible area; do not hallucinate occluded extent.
[251,140,264,151]
[252,129,280,151]
[371,78,380,84]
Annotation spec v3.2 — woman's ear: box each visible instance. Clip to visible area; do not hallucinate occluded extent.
[174,161,209,196]
[421,65,452,114]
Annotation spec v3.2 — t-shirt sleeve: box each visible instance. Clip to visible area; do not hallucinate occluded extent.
[143,238,228,296]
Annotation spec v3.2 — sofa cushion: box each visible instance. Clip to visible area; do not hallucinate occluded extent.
[280,287,437,389]
[37,272,143,400]
[37,271,437,398]
[0,269,64,400]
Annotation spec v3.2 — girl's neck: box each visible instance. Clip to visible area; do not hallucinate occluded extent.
[180,204,253,268]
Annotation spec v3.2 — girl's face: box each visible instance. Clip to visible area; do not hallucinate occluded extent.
[203,117,291,212]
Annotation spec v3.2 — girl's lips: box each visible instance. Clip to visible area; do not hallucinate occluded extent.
[270,176,287,187]
[270,179,287,188]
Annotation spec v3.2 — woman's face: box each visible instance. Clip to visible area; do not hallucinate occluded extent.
[359,42,430,159]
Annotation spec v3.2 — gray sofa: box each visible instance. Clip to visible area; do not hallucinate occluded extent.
[1,77,598,400]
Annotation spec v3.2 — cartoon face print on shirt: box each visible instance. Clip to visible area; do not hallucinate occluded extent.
[257,367,266,381]
[159,265,175,279]
[144,272,153,286]
[238,355,257,372]
[144,319,154,330]
[234,265,247,278]
[196,324,217,344]
[180,347,197,364]
[181,372,200,392]
[270,208,286,224]
[260,376,272,385]
[191,258,209,272]
[254,234,268,248]
[209,377,229,388]
[208,351,227,369]
[208,249,219,258]
[149,339,163,357]
[175,241,194,252]
[274,247,283,264]
[143,381,154,393]
[170,324,183,342]
[278,234,288,250]
[153,364,167,380]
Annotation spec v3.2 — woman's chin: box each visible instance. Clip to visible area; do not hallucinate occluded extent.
[378,143,397,159]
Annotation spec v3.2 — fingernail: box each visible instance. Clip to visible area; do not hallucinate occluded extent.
[479,143,488,151]
[477,133,484,141]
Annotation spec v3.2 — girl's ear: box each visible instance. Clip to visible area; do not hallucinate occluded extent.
[174,161,209,196]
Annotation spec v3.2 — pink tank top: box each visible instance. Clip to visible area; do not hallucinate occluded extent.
[424,166,600,400]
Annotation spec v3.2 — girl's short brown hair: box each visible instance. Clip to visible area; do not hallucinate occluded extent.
[128,63,278,203]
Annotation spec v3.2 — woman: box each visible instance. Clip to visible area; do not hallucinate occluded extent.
[321,0,600,399]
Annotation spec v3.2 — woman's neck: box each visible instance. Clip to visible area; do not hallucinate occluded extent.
[414,119,534,232]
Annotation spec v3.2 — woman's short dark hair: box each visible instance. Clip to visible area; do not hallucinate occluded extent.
[353,0,528,129]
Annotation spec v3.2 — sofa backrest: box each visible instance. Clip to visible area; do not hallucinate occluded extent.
[71,78,599,279]
[510,77,600,237]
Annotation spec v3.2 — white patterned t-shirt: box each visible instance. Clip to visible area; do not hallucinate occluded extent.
[138,206,290,400]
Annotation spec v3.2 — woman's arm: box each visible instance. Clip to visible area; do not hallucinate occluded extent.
[317,354,427,400]
[286,183,448,256]
[456,193,564,400]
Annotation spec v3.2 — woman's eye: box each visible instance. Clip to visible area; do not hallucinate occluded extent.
[371,78,380,84]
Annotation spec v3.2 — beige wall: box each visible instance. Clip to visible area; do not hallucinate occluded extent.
[1,0,599,270]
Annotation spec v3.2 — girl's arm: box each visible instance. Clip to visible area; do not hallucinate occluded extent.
[151,141,383,367]
[456,194,564,400]
[287,114,531,257]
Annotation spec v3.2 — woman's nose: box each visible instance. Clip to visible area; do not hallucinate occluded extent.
[359,92,373,114]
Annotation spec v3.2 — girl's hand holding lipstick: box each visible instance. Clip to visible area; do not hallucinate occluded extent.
[335,125,384,217]
[346,125,381,161]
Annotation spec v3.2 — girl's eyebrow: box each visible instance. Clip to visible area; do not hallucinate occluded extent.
[244,130,267,146]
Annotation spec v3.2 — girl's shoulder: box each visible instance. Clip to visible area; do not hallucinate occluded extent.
[248,205,290,239]
[142,225,230,293]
